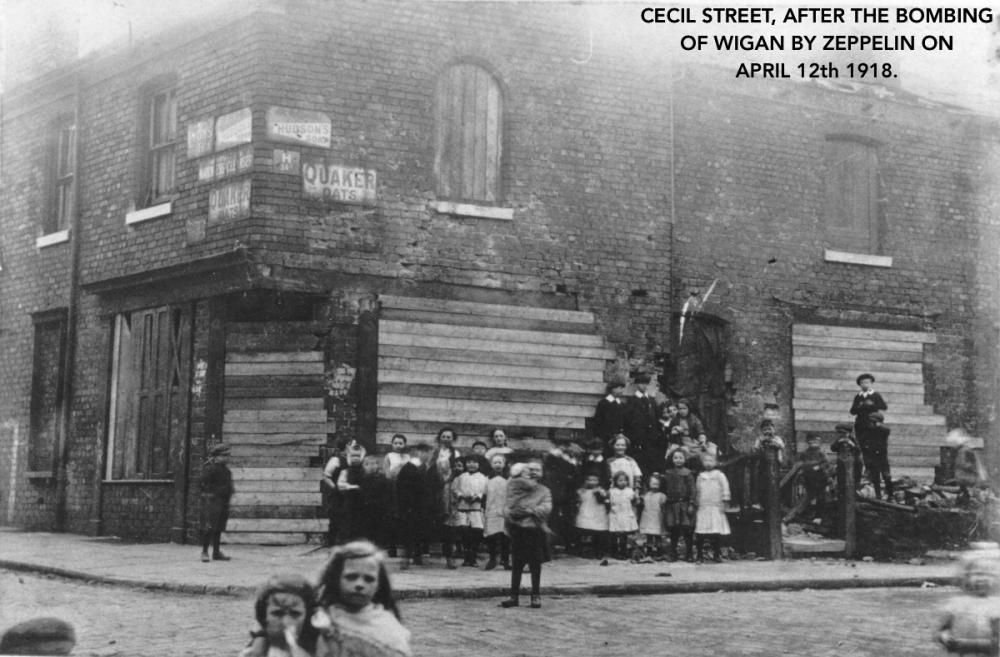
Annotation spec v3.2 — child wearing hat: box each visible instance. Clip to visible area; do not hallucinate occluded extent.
[752,418,786,463]
[850,373,891,498]
[199,442,234,562]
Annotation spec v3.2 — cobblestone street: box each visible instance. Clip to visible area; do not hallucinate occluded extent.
[1,569,954,656]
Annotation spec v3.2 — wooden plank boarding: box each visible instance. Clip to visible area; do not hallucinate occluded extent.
[378,294,595,324]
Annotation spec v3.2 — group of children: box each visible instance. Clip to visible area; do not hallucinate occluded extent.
[574,435,733,563]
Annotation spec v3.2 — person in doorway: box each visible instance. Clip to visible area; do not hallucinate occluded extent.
[199,443,235,563]
[850,373,892,499]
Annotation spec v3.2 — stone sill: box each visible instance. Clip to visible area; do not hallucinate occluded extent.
[824,248,892,268]
[430,200,514,221]
[36,230,70,248]
[125,201,172,225]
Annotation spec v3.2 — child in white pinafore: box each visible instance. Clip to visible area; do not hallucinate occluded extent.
[574,471,609,558]
[639,474,666,557]
[694,453,731,563]
[608,471,638,559]
[483,454,510,570]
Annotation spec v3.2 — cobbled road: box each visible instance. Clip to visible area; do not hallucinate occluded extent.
[0,569,953,656]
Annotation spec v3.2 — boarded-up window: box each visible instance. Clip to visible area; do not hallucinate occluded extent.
[146,87,178,204]
[29,310,67,473]
[46,116,75,235]
[823,137,879,254]
[106,306,191,480]
[434,64,502,203]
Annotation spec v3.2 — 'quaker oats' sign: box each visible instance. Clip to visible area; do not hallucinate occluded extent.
[302,157,377,205]
[215,108,253,151]
[187,119,214,158]
[208,178,251,223]
[266,106,331,148]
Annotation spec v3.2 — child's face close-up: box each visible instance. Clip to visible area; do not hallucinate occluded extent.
[264,592,307,646]
[761,424,774,438]
[614,475,628,489]
[492,430,507,446]
[672,451,687,467]
[362,458,379,475]
[465,459,479,474]
[347,453,363,466]
[859,378,873,391]
[473,444,487,455]
[439,431,455,446]
[339,555,380,611]
[648,477,660,491]
[677,404,689,417]
[584,475,599,489]
[491,456,506,474]
[391,437,406,452]
[612,439,627,456]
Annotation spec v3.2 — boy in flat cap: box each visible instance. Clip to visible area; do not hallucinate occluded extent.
[850,373,891,499]
[199,442,235,562]
[624,373,660,475]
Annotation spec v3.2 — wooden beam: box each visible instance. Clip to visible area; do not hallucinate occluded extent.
[380,331,616,360]
[226,351,323,363]
[381,319,606,348]
[379,356,604,382]
[378,370,606,395]
[378,294,595,324]
[379,343,608,370]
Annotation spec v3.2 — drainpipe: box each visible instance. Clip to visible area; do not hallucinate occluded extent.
[54,74,84,532]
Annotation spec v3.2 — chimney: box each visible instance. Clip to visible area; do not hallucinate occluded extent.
[2,0,80,90]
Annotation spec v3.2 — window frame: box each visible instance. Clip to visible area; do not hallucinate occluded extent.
[45,115,76,236]
[28,309,68,476]
[143,86,179,207]
[433,62,504,206]
[822,135,881,255]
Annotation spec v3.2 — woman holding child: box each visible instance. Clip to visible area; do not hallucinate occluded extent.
[500,460,552,609]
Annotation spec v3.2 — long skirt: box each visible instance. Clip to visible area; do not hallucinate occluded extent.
[508,525,550,564]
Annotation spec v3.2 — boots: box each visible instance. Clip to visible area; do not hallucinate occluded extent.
[529,594,541,609]
[499,597,519,608]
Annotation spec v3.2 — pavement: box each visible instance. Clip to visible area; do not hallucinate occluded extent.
[0,527,959,600]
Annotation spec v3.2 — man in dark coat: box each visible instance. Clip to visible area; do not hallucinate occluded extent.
[624,373,660,476]
[850,373,892,499]
[199,443,234,562]
[592,380,626,443]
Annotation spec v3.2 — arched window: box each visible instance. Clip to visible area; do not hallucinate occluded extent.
[434,63,503,204]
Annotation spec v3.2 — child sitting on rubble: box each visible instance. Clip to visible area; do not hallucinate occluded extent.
[936,544,1000,655]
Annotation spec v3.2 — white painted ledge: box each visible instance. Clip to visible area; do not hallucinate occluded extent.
[36,229,70,248]
[126,201,172,225]
[430,200,514,221]
[824,248,892,268]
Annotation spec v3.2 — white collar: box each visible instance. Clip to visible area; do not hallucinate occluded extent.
[634,391,646,398]
[604,394,616,402]
[859,389,875,397]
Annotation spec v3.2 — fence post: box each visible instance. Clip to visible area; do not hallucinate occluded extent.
[764,447,783,560]
[837,445,857,559]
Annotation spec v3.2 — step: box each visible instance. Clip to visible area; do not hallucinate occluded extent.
[226,351,324,363]
[380,331,616,360]
[783,536,846,554]
[378,382,598,407]
[792,399,934,414]
[793,324,935,343]
[792,356,923,374]
[231,467,324,481]
[233,479,323,493]
[380,307,598,335]
[223,532,321,545]
[379,370,606,395]
[379,294,594,324]
[381,319,606,349]
[379,344,608,370]
[378,356,605,382]
[793,411,945,426]
[793,345,923,363]
[378,406,586,429]
[792,334,926,353]
[225,518,327,533]
[378,394,593,418]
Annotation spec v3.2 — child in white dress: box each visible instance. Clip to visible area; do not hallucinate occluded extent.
[574,471,609,558]
[483,455,510,570]
[453,455,488,567]
[608,471,638,559]
[639,474,666,557]
[694,454,731,563]
[606,436,642,489]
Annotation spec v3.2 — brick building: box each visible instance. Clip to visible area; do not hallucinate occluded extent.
[1,1,997,543]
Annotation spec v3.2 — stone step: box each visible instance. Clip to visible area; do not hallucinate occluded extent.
[380,330,616,360]
[793,324,935,343]
[379,344,608,371]
[379,356,605,383]
[792,398,934,415]
[231,492,322,507]
[379,294,594,324]
[233,478,322,493]
[379,369,606,395]
[378,394,593,418]
[791,334,926,353]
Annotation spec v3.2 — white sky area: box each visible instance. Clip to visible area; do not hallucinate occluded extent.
[1,0,998,113]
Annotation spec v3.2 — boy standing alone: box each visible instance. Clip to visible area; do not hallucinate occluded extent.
[199,443,234,562]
